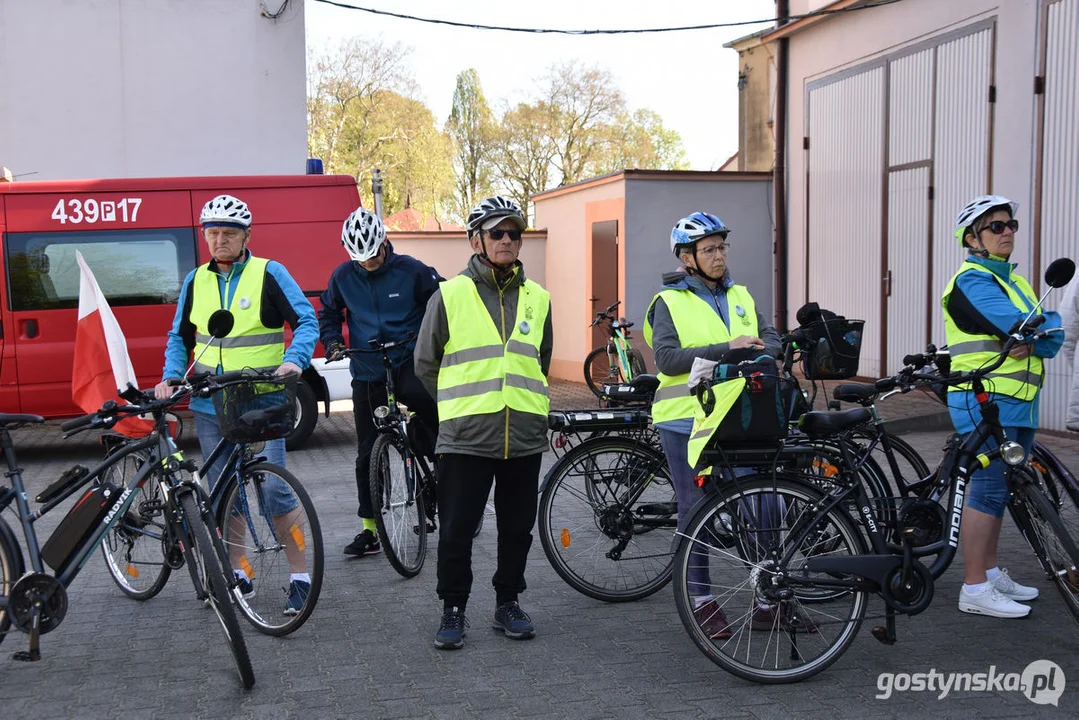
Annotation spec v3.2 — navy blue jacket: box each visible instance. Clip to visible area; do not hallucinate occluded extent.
[318,250,444,381]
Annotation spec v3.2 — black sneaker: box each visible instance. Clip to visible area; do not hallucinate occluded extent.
[435,607,468,649]
[343,529,381,556]
[492,601,535,640]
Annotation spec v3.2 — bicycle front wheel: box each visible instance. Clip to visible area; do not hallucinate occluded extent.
[218,462,324,636]
[100,451,172,600]
[370,434,427,577]
[673,475,870,684]
[538,437,675,602]
[584,346,621,400]
[179,491,255,689]
[1011,470,1079,626]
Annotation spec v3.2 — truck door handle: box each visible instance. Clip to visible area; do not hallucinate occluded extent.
[21,319,39,339]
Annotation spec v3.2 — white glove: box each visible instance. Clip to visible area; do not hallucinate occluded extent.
[688,357,718,388]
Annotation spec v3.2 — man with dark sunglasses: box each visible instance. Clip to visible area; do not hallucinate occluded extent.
[944,194,1064,619]
[414,195,553,649]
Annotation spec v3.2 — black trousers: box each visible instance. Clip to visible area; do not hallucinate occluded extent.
[435,453,542,610]
[352,363,438,518]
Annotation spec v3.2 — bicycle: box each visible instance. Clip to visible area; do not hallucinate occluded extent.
[583,300,648,401]
[99,368,324,636]
[672,263,1079,683]
[0,389,255,687]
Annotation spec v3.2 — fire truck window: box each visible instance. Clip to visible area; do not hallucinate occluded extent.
[5,228,197,311]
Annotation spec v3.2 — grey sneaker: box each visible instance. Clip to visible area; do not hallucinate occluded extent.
[435,607,468,649]
[492,601,535,640]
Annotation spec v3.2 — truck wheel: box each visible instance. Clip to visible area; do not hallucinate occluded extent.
[285,379,319,450]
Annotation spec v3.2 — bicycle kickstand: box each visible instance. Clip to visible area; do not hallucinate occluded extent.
[12,602,42,662]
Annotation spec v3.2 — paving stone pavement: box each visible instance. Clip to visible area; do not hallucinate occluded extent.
[2,383,1079,719]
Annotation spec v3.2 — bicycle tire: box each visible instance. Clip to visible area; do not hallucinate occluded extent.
[179,491,255,689]
[217,462,324,636]
[1030,443,1079,546]
[849,428,931,491]
[0,516,25,650]
[99,452,172,600]
[370,433,426,578]
[625,348,648,381]
[583,346,622,400]
[673,475,870,684]
[1011,471,1079,626]
[538,436,675,602]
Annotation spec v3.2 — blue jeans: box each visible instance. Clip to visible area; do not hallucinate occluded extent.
[192,411,296,516]
[966,426,1035,518]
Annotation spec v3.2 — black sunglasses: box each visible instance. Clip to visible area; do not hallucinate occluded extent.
[981,219,1020,235]
[486,229,522,242]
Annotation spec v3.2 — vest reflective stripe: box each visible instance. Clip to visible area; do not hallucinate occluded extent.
[437,275,550,422]
[686,378,747,469]
[643,285,758,424]
[190,256,284,375]
[942,262,1044,401]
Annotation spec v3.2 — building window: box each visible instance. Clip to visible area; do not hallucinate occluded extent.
[4,228,197,311]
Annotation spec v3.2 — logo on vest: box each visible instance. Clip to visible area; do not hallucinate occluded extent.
[525,304,534,321]
[518,320,531,335]
[238,297,251,310]
[734,304,750,326]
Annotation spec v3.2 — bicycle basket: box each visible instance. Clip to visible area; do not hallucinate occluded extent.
[212,373,297,444]
[801,317,865,380]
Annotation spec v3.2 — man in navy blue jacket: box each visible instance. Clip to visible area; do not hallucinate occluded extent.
[319,207,444,556]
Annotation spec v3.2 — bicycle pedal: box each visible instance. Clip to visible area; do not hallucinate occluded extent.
[12,649,42,662]
[870,626,896,645]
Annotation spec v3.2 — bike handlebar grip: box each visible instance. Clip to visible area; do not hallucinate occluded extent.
[61,414,96,432]
[902,354,927,369]
[214,369,256,384]
[166,377,185,387]
[1028,314,1047,329]
[874,377,898,392]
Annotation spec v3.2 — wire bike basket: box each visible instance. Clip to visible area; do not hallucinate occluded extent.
[213,372,298,444]
[800,316,865,381]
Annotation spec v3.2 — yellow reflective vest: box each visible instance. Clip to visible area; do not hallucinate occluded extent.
[190,257,284,375]
[437,275,550,422]
[644,284,758,425]
[942,262,1043,401]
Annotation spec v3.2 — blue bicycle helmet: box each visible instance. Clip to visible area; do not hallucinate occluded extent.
[670,212,730,256]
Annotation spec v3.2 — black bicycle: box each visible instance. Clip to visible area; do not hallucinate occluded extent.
[99,368,324,636]
[673,260,1079,683]
[0,390,255,688]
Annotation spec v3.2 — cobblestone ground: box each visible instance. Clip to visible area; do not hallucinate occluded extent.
[1,382,1078,718]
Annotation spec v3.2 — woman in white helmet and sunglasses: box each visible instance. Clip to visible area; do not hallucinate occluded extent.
[942,195,1064,619]
[318,206,444,558]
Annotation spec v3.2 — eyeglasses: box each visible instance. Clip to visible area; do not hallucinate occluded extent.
[697,242,730,258]
[980,219,1020,235]
[486,229,522,242]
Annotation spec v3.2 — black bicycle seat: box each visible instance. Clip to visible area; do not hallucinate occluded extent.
[798,407,871,438]
[832,383,878,406]
[0,413,45,426]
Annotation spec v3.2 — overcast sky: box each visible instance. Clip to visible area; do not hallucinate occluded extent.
[304,0,777,171]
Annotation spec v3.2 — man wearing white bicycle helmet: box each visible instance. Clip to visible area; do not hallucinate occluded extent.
[156,193,319,614]
[943,194,1064,619]
[319,206,443,558]
[415,195,552,649]
[644,211,782,639]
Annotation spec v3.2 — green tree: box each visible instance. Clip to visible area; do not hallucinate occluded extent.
[542,63,625,185]
[489,102,559,225]
[446,69,496,222]
[590,108,689,175]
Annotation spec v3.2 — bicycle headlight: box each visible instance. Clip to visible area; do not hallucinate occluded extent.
[1000,440,1026,466]
[373,405,391,419]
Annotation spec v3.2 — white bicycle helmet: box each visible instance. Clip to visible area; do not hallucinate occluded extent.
[199,194,252,228]
[466,196,526,238]
[670,211,729,256]
[954,195,1018,245]
[341,207,386,262]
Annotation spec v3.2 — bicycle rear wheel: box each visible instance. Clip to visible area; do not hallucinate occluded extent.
[1011,471,1079,626]
[538,437,675,602]
[370,434,426,577]
[217,462,324,636]
[179,491,255,689]
[673,475,870,684]
[584,346,621,400]
[100,451,172,600]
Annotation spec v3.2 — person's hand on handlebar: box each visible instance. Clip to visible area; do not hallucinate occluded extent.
[275,361,303,378]
[325,341,348,362]
[729,335,766,351]
[155,379,179,400]
[1009,342,1033,360]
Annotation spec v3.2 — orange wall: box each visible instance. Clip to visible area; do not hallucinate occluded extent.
[389,231,546,286]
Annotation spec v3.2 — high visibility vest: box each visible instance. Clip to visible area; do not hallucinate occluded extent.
[643,285,758,424]
[687,377,748,470]
[942,262,1044,401]
[190,256,284,375]
[437,274,550,422]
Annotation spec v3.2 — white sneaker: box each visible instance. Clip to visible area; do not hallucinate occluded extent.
[958,585,1031,618]
[991,568,1039,601]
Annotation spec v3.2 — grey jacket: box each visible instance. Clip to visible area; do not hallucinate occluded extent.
[415,254,554,458]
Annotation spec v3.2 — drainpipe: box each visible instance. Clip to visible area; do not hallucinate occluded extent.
[773,0,790,332]
[372,168,384,219]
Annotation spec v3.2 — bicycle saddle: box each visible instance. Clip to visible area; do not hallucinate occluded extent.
[0,413,45,427]
[832,383,878,406]
[797,407,871,439]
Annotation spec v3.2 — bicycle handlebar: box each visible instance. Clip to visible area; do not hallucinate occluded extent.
[589,301,621,327]
[332,333,417,358]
